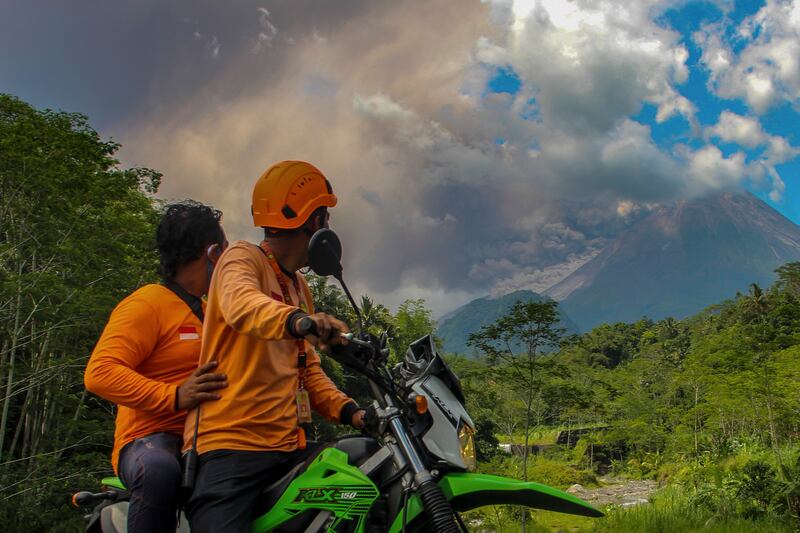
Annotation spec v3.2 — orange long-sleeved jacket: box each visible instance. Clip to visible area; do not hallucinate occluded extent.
[85,284,202,473]
[183,241,355,455]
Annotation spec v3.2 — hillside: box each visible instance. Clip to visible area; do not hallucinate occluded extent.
[436,290,578,355]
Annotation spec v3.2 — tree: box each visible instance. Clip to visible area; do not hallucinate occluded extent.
[0,94,161,530]
[391,298,437,360]
[467,300,565,533]
[358,295,394,336]
[774,263,800,297]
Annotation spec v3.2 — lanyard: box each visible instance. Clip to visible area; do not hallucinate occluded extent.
[257,241,309,386]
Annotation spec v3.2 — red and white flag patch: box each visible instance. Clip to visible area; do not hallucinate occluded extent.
[178,326,199,340]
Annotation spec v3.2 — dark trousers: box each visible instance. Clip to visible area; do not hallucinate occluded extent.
[118,432,183,533]
[186,446,319,533]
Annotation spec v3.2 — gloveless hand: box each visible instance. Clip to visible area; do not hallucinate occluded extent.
[176,361,227,411]
[351,409,366,430]
[294,312,350,351]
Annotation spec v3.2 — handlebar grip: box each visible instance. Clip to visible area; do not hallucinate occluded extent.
[72,491,94,507]
[297,316,319,337]
[71,490,116,507]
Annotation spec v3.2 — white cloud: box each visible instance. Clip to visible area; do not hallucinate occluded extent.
[480,0,694,133]
[686,145,748,192]
[470,0,730,202]
[705,110,799,199]
[707,110,769,147]
[252,7,278,53]
[695,0,800,113]
[209,36,220,58]
[707,111,799,166]
[192,29,220,58]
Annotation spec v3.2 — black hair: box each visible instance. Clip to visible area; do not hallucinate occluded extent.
[263,206,328,239]
[157,201,224,281]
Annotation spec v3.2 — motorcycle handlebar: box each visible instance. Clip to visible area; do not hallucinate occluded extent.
[298,317,363,348]
[297,316,319,337]
[71,490,118,507]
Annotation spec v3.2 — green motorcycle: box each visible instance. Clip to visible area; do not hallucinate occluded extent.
[73,229,602,532]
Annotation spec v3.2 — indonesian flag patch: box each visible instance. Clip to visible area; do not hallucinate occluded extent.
[178,326,199,341]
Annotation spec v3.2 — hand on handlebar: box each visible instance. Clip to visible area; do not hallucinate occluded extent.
[351,409,366,430]
[294,313,350,351]
[361,405,381,435]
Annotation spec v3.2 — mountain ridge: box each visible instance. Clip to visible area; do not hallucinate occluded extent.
[552,192,800,330]
[435,290,578,355]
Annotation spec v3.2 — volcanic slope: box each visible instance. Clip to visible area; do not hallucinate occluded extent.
[548,193,800,331]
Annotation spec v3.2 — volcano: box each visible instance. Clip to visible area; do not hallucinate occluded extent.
[548,192,800,331]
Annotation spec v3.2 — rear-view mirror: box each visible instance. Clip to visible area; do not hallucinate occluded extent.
[308,228,343,279]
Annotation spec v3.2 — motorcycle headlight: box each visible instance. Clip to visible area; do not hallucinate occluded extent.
[458,422,477,472]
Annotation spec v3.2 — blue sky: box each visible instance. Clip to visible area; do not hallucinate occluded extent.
[2,0,800,312]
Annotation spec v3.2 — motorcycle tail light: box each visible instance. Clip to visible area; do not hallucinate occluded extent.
[458,423,477,471]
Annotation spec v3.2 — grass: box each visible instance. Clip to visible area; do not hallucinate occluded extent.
[480,455,598,489]
[498,424,610,447]
[498,430,561,446]
[464,485,798,532]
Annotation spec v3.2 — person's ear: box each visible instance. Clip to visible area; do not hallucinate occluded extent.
[314,210,329,231]
[207,243,225,265]
[306,215,323,234]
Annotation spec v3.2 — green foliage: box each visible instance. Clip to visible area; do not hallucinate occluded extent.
[465,484,797,533]
[305,277,441,434]
[594,485,796,533]
[459,260,800,528]
[390,298,437,360]
[0,94,162,530]
[480,454,596,490]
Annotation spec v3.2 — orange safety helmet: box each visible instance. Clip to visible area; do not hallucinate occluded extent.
[251,161,338,229]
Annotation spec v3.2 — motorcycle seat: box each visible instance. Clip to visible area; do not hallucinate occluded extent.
[253,436,379,519]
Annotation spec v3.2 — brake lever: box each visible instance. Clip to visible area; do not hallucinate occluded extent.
[299,318,370,348]
[339,332,374,350]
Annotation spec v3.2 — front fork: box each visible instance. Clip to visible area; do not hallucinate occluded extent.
[375,393,461,533]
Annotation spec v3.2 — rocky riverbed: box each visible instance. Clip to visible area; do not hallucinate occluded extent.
[566,477,659,508]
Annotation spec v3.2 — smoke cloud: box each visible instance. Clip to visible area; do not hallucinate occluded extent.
[7,0,797,314]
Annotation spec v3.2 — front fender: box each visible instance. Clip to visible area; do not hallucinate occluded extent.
[388,473,603,532]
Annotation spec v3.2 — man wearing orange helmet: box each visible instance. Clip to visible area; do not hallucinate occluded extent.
[184,161,364,532]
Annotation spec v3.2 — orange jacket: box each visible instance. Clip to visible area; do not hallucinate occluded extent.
[183,241,354,455]
[85,284,202,473]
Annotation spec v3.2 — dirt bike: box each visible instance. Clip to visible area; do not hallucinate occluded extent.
[72,228,603,532]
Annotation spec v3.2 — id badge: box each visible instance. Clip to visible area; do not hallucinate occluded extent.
[296,388,312,423]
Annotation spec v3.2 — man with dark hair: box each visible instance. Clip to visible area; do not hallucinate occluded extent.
[184,161,364,532]
[85,201,229,533]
